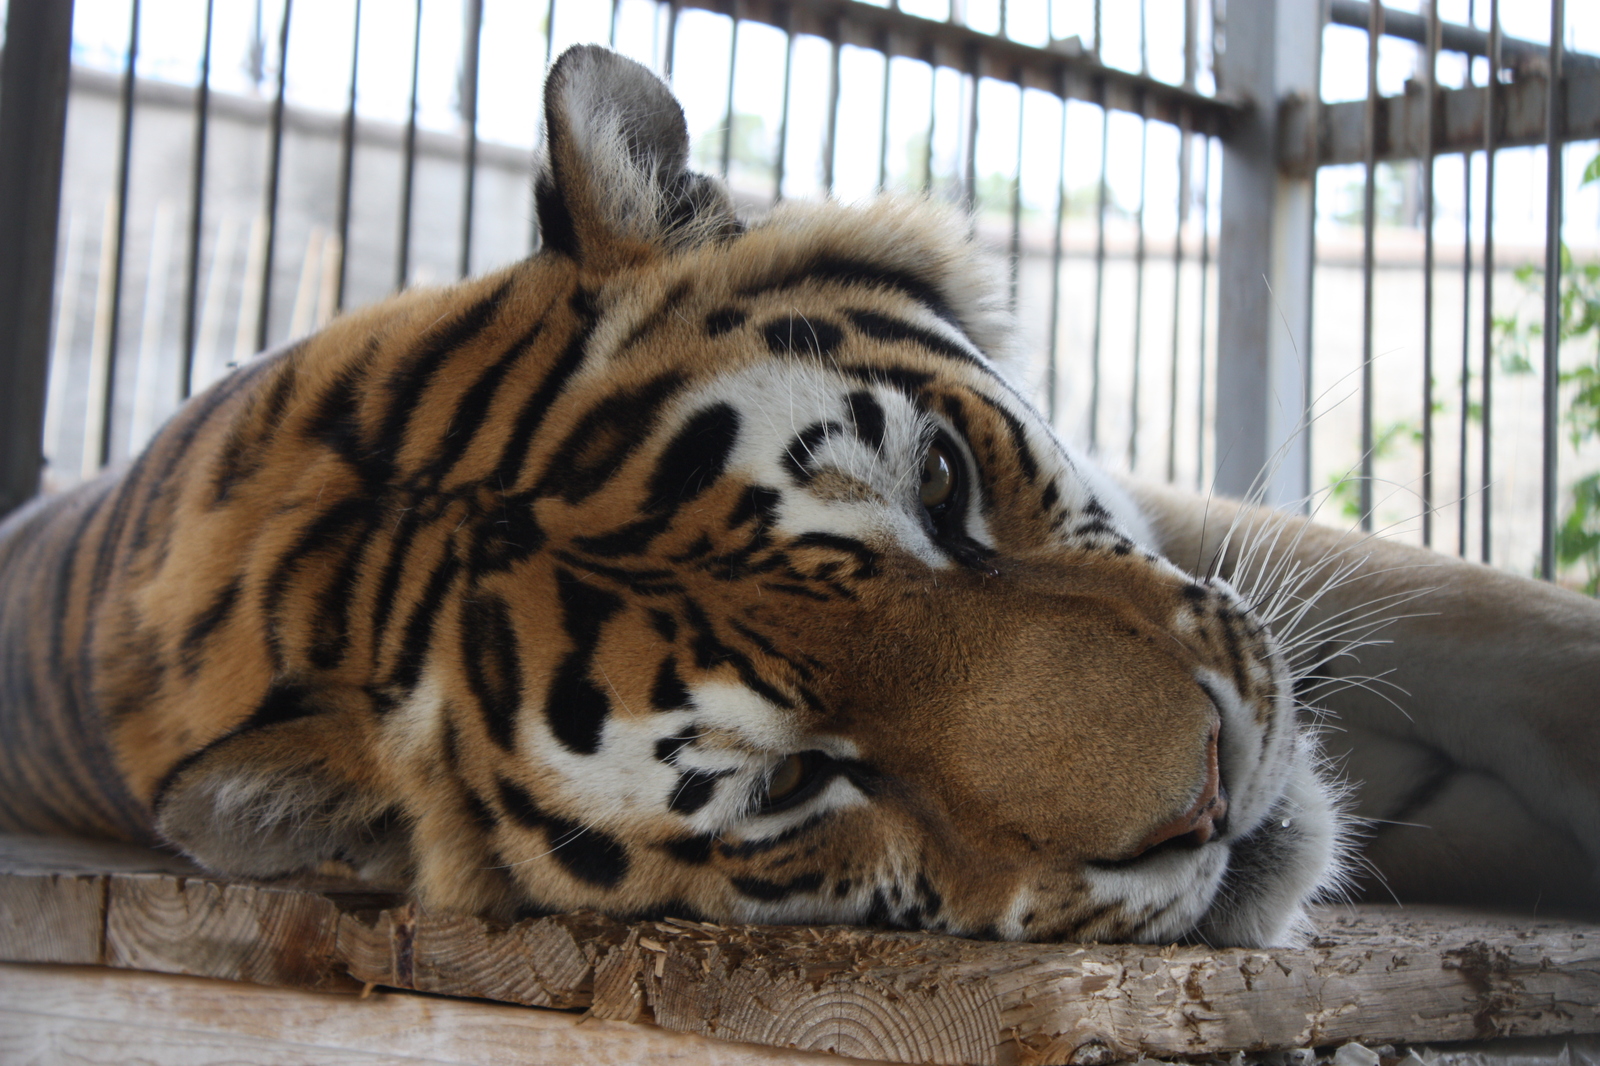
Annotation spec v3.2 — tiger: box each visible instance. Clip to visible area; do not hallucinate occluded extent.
[1,45,1596,949]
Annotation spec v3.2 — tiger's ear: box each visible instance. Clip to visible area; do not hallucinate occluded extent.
[536,44,739,267]
[153,703,410,883]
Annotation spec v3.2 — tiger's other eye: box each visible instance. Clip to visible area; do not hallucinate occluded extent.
[920,443,956,510]
[766,754,807,804]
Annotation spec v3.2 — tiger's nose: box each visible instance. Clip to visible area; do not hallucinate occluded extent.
[1133,722,1228,855]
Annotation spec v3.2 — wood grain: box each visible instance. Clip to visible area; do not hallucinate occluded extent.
[4,835,1599,1065]
[0,963,876,1066]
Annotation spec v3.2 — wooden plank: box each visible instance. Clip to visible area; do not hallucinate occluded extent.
[0,963,872,1066]
[3,835,1599,1065]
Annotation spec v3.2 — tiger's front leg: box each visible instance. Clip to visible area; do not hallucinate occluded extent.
[1128,480,1600,913]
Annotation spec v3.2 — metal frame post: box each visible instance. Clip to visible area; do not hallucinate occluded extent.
[0,0,78,517]
[1213,0,1321,506]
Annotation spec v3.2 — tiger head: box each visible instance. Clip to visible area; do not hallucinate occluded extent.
[152,45,1343,947]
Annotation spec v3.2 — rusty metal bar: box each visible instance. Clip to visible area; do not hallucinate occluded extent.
[671,0,1241,137]
[1330,0,1598,73]
[1540,0,1564,580]
[1286,68,1600,171]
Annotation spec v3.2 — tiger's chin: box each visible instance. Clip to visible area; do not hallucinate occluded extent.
[1188,736,1349,948]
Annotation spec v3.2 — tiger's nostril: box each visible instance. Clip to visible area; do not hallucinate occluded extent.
[1133,722,1228,856]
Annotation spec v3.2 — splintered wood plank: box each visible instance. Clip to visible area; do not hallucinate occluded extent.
[0,963,877,1066]
[3,834,1599,1066]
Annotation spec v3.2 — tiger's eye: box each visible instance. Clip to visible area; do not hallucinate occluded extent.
[766,754,807,805]
[920,443,956,509]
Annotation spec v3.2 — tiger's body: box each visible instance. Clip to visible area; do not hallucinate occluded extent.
[1,47,1596,946]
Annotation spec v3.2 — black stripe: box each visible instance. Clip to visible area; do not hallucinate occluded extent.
[734,255,959,327]
[846,391,886,452]
[306,517,382,671]
[705,307,746,336]
[972,392,1040,484]
[495,777,629,888]
[731,871,825,902]
[179,578,241,676]
[461,594,524,750]
[260,496,372,670]
[533,372,685,505]
[650,656,692,710]
[679,597,794,710]
[367,504,430,658]
[791,531,878,579]
[846,308,992,375]
[372,278,514,477]
[762,314,845,360]
[644,403,741,514]
[432,317,546,484]
[213,359,301,504]
[384,545,463,694]
[668,769,724,815]
[491,289,597,490]
[544,570,624,755]
[619,280,693,352]
[783,421,842,485]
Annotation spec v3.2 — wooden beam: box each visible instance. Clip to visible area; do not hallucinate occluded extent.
[4,835,1600,1065]
[0,963,864,1066]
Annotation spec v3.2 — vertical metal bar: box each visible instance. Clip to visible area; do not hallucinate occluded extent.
[1007,75,1024,313]
[1421,1,1438,545]
[0,0,76,515]
[1167,116,1189,484]
[1481,0,1499,564]
[1458,0,1475,556]
[100,0,143,468]
[824,35,842,195]
[773,8,794,204]
[1129,100,1148,470]
[720,14,740,179]
[334,0,362,312]
[1213,0,1317,505]
[546,0,560,69]
[396,0,423,292]
[179,0,216,402]
[1358,0,1381,531]
[664,1,681,82]
[530,0,559,254]
[962,48,979,213]
[1196,134,1212,491]
[1045,87,1068,426]
[255,0,292,355]
[877,35,893,192]
[459,0,484,279]
[1089,86,1109,452]
[923,60,937,194]
[610,0,620,47]
[1540,0,1565,580]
